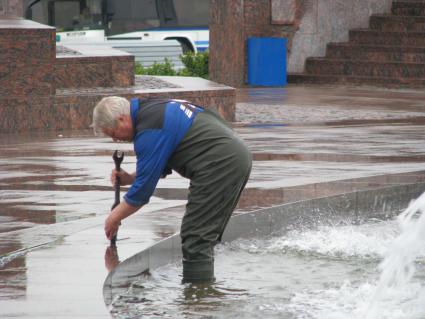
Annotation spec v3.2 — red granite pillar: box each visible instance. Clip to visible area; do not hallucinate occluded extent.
[209,0,246,88]
[209,0,294,88]
[0,1,56,133]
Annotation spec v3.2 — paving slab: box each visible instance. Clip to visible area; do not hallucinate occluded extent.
[1,84,425,318]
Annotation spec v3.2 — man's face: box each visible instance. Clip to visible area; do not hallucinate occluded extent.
[102,115,134,142]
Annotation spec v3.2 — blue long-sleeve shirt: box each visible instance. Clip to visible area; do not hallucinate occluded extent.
[124,98,203,206]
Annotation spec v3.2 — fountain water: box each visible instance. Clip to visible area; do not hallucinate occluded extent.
[103,183,425,318]
[365,191,425,319]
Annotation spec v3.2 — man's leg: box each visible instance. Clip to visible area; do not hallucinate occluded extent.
[180,142,252,283]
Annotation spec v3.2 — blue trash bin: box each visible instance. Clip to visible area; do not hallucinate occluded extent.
[247,37,287,86]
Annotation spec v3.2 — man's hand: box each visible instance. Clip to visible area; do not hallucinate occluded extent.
[110,169,135,186]
[104,201,142,240]
[105,213,121,240]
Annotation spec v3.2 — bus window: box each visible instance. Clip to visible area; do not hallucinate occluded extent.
[49,1,80,31]
[173,0,209,27]
[55,0,103,31]
[132,0,160,28]
[26,0,49,23]
[25,0,104,32]
[157,0,177,26]
[25,0,210,47]
[107,0,159,36]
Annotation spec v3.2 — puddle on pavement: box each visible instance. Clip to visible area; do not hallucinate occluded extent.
[107,217,425,319]
[0,256,27,300]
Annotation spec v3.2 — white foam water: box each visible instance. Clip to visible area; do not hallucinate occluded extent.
[286,279,425,319]
[226,219,399,259]
[283,192,425,319]
[364,191,425,319]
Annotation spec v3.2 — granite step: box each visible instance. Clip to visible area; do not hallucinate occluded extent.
[326,43,425,63]
[305,58,425,78]
[289,1,425,87]
[392,1,425,16]
[370,14,425,31]
[287,73,425,87]
[349,29,425,46]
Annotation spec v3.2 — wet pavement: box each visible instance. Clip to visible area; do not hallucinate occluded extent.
[1,84,425,318]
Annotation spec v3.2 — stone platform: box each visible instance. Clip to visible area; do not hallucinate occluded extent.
[0,18,235,133]
[53,75,236,131]
[55,44,134,89]
[1,84,425,318]
[1,73,235,133]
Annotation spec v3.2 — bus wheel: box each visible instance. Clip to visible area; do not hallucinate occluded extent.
[179,39,194,53]
[166,37,194,53]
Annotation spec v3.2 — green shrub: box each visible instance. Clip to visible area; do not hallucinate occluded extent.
[179,51,209,79]
[135,58,177,76]
[134,51,209,78]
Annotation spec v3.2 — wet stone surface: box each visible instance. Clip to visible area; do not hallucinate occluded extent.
[56,75,181,95]
[236,85,425,124]
[1,85,425,318]
[56,45,81,56]
[133,75,182,89]
[237,102,425,124]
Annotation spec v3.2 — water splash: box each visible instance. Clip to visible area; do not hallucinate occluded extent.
[106,194,425,319]
[365,191,425,319]
[0,250,27,268]
[0,241,55,268]
[224,220,399,259]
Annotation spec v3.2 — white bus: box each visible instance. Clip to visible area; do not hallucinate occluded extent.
[25,0,209,52]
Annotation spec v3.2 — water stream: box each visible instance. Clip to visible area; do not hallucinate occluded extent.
[365,191,425,319]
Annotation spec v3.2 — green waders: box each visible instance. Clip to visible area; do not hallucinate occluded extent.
[168,110,252,283]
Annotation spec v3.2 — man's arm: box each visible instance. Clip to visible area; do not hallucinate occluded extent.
[104,200,142,240]
[106,128,176,239]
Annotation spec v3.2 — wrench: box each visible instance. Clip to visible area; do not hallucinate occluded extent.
[110,150,124,247]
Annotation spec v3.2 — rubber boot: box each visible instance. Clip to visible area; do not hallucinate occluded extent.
[182,258,215,284]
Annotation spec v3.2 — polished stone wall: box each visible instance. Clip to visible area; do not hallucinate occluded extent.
[1,77,235,132]
[53,84,235,131]
[55,56,135,89]
[0,18,56,132]
[209,0,393,87]
[1,86,234,133]
[0,20,55,96]
[0,17,138,132]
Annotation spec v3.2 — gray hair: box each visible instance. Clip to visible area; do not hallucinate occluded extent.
[91,96,130,135]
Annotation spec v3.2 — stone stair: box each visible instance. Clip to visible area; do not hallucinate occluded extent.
[288,0,425,87]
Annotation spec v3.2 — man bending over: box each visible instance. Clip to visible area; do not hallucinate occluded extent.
[92,96,252,283]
